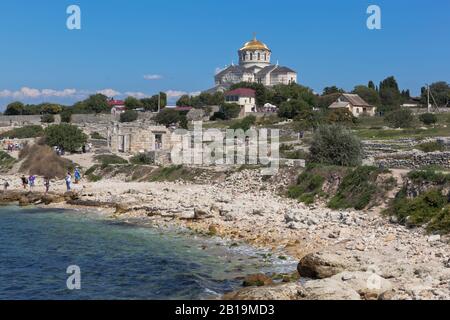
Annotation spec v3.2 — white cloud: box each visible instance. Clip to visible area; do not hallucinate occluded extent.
[165,90,188,99]
[97,88,121,97]
[143,74,163,80]
[125,91,149,99]
[0,87,79,99]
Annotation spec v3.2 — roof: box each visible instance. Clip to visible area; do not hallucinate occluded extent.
[108,100,125,106]
[239,36,271,52]
[225,88,256,97]
[329,101,351,109]
[255,65,297,77]
[341,94,372,107]
[215,65,247,79]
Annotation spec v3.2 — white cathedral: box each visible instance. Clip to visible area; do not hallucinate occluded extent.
[211,36,298,91]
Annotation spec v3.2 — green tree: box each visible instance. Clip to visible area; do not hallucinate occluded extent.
[385,109,415,128]
[421,82,450,107]
[124,96,143,110]
[120,110,139,123]
[278,99,311,119]
[379,76,403,112]
[41,103,62,114]
[323,86,344,95]
[44,124,87,152]
[220,103,241,119]
[309,124,363,167]
[4,101,24,115]
[84,94,110,114]
[368,81,376,90]
[352,85,381,107]
[176,95,192,107]
[154,109,181,127]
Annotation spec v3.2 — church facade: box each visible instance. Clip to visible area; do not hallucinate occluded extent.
[214,36,298,88]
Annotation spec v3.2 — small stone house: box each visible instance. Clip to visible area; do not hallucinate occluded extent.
[328,94,376,117]
[107,123,172,154]
[225,88,257,117]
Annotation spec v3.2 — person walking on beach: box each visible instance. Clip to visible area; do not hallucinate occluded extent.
[28,175,36,192]
[74,167,81,184]
[44,177,51,194]
[3,180,9,192]
[21,175,28,190]
[65,172,72,192]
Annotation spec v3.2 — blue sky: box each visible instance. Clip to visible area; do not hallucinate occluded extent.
[0,0,449,109]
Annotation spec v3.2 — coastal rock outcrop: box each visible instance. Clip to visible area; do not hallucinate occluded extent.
[297,251,362,279]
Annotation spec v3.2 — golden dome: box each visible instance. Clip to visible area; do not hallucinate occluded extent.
[239,36,271,51]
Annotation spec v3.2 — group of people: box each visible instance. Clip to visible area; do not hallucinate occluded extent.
[4,142,23,152]
[2,167,83,194]
[19,175,51,193]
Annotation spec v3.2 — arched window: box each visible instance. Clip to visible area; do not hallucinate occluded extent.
[250,53,253,60]
[257,52,260,60]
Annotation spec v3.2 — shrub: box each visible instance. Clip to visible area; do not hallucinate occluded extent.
[60,109,72,123]
[327,108,357,125]
[91,132,106,140]
[230,115,257,131]
[130,153,154,165]
[385,189,447,227]
[0,125,44,139]
[221,103,241,120]
[0,151,16,172]
[417,141,445,153]
[41,114,55,123]
[94,154,128,167]
[328,166,385,210]
[419,113,438,125]
[155,109,180,127]
[44,124,87,152]
[309,124,363,167]
[120,110,139,123]
[384,109,415,128]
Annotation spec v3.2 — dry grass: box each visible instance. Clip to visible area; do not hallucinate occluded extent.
[19,143,75,178]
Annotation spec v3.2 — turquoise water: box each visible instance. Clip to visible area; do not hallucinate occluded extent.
[0,206,294,300]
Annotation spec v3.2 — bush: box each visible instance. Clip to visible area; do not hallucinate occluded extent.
[130,153,154,165]
[385,109,415,128]
[120,110,139,123]
[91,132,106,140]
[230,115,257,131]
[60,109,72,123]
[417,141,445,153]
[41,114,55,123]
[327,108,357,125]
[94,154,128,167]
[309,124,363,167]
[44,124,87,152]
[328,166,385,210]
[155,109,180,127]
[221,103,241,120]
[0,125,44,139]
[419,113,438,125]
[0,151,16,172]
[385,189,447,227]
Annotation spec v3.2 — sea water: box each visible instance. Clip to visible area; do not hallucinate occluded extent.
[0,205,295,300]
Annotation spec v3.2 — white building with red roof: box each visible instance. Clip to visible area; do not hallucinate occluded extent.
[108,99,127,116]
[224,88,256,116]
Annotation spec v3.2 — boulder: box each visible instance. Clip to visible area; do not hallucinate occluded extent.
[224,283,300,300]
[297,251,361,279]
[298,279,361,300]
[331,271,393,300]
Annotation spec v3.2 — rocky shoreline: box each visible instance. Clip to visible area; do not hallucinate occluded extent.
[1,168,450,300]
